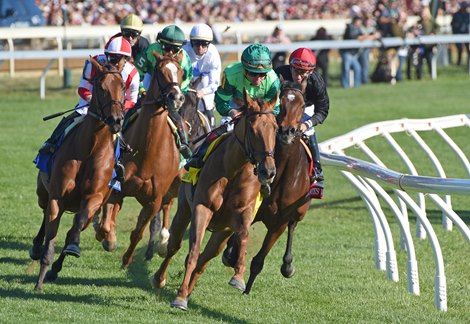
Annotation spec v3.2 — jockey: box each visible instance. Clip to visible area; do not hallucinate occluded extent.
[38,36,139,155]
[183,23,222,128]
[215,43,280,126]
[107,14,149,64]
[135,25,194,159]
[275,48,330,199]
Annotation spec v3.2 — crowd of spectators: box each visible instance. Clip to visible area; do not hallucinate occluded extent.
[36,0,465,27]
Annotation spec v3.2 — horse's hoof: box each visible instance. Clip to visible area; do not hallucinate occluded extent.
[63,244,81,258]
[144,249,154,261]
[170,297,188,311]
[34,283,43,291]
[102,240,117,252]
[228,277,246,291]
[45,270,58,282]
[222,248,235,268]
[150,276,166,289]
[281,263,295,278]
[95,232,103,242]
[29,246,42,260]
[156,243,168,258]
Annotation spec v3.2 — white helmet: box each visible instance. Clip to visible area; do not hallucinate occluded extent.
[105,36,132,57]
[190,23,213,42]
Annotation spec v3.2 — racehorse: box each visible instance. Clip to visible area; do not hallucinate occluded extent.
[224,81,311,294]
[145,79,211,261]
[30,57,126,290]
[151,89,278,311]
[94,52,187,269]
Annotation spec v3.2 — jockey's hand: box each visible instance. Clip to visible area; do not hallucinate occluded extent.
[229,109,242,119]
[300,123,308,132]
[196,89,206,98]
[86,95,92,103]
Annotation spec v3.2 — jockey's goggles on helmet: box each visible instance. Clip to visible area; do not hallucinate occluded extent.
[290,58,315,70]
[161,42,181,54]
[107,54,125,65]
[191,40,210,48]
[122,29,141,39]
[245,70,267,79]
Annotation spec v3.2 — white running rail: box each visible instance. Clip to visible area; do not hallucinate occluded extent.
[319,114,470,311]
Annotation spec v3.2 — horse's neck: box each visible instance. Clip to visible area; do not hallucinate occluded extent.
[81,117,113,152]
[218,133,249,178]
[276,138,306,172]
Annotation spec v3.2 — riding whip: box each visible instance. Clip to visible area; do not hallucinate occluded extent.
[42,104,88,121]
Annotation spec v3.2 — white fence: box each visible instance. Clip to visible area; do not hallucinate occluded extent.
[319,114,470,311]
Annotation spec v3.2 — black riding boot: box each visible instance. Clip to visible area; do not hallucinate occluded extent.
[204,109,216,129]
[169,111,192,159]
[308,133,324,199]
[39,111,80,154]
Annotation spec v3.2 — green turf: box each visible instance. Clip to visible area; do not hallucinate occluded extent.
[0,64,469,323]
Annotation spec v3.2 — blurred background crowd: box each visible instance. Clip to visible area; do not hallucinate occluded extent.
[36,0,464,26]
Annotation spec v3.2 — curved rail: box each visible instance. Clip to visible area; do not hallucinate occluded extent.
[319,114,470,311]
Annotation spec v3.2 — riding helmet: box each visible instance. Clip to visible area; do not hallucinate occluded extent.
[157,25,186,46]
[105,36,132,57]
[190,23,213,42]
[120,14,144,32]
[241,43,272,73]
[289,48,316,71]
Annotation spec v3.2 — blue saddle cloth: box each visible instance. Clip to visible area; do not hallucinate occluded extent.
[33,136,122,191]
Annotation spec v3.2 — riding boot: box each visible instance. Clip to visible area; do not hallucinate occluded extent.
[115,160,125,184]
[39,111,80,154]
[308,133,324,199]
[176,126,192,159]
[205,109,216,129]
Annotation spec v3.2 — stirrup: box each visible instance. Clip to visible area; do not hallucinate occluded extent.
[179,144,192,159]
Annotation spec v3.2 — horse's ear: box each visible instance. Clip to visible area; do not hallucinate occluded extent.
[279,74,284,82]
[267,91,280,110]
[242,87,254,113]
[175,50,183,64]
[117,57,126,72]
[90,56,105,73]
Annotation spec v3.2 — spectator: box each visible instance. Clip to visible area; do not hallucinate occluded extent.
[264,25,291,70]
[451,1,470,66]
[340,16,364,88]
[360,14,382,84]
[310,27,333,86]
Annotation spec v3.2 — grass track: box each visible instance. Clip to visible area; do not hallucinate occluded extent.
[0,65,469,323]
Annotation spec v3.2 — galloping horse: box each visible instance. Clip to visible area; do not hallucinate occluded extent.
[30,57,125,290]
[151,90,278,311]
[225,81,311,294]
[94,52,187,269]
[145,79,211,261]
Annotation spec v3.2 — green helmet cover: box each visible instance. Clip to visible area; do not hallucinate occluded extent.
[241,44,272,73]
[158,25,186,46]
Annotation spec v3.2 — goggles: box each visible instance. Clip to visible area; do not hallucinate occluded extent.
[191,40,210,48]
[122,29,141,39]
[107,54,125,65]
[290,58,315,70]
[292,67,312,75]
[161,42,182,53]
[246,70,267,79]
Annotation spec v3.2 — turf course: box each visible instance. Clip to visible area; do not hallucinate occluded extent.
[0,65,469,323]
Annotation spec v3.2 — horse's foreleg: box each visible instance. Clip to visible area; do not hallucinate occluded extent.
[172,203,212,311]
[35,199,62,290]
[96,193,123,252]
[152,192,192,289]
[244,222,288,295]
[145,211,161,261]
[122,200,161,269]
[229,220,252,292]
[30,212,46,260]
[281,221,298,279]
[187,230,232,294]
[156,197,175,258]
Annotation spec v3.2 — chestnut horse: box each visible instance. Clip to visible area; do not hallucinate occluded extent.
[30,57,126,290]
[94,52,187,269]
[151,90,278,311]
[225,81,311,294]
[145,81,211,261]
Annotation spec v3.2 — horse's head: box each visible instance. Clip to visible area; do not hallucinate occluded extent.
[277,80,305,145]
[88,57,125,134]
[147,51,185,111]
[236,88,278,185]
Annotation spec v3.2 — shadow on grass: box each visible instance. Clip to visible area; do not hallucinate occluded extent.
[0,237,32,251]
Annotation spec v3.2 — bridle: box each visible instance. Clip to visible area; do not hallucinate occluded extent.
[234,110,276,171]
[144,57,182,108]
[87,70,125,126]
